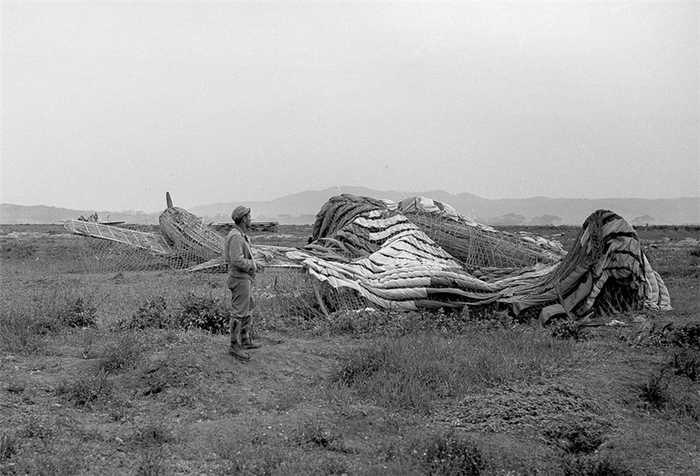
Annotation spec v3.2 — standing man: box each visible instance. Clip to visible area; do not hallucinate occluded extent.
[225,206,263,362]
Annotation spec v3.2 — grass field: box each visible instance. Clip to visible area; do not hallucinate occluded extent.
[0,224,698,475]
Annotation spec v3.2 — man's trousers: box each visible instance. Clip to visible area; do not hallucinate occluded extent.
[229,277,255,345]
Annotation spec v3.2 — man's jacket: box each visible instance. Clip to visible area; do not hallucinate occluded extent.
[224,225,256,284]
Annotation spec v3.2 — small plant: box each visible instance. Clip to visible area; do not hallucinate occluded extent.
[334,345,385,387]
[176,293,230,334]
[668,323,700,349]
[131,421,173,447]
[57,296,97,328]
[550,319,585,340]
[296,421,347,453]
[16,448,83,475]
[669,350,699,381]
[334,330,572,412]
[0,432,16,461]
[55,369,113,407]
[544,421,605,454]
[420,430,485,476]
[99,332,143,373]
[639,371,669,410]
[135,448,166,476]
[561,454,633,476]
[20,416,54,440]
[0,309,45,354]
[124,296,172,330]
[1,241,36,259]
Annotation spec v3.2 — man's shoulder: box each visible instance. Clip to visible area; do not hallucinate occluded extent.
[226,227,244,239]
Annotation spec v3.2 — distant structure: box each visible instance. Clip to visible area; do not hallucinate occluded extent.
[77,212,99,222]
[530,215,563,226]
[632,215,655,226]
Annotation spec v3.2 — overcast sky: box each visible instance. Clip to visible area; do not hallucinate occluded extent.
[1,1,698,211]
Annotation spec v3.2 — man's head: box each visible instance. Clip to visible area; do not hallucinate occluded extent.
[231,206,251,226]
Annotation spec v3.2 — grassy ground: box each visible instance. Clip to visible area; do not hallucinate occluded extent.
[0,225,698,475]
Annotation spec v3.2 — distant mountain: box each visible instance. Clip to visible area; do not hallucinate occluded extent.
[192,186,700,226]
[2,187,698,225]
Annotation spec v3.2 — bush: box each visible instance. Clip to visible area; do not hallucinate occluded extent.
[56,297,97,328]
[121,297,172,330]
[550,319,586,341]
[544,421,605,454]
[668,323,700,349]
[176,293,230,334]
[99,332,143,373]
[0,309,46,354]
[0,290,98,354]
[639,372,669,410]
[637,368,700,421]
[669,349,699,381]
[419,431,484,476]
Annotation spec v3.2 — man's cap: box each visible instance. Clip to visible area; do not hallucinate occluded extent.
[231,206,251,221]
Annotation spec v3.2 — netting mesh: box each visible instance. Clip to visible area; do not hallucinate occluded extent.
[0,195,672,336]
[0,229,372,335]
[404,212,558,270]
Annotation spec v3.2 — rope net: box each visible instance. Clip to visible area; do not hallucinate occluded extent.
[0,194,671,335]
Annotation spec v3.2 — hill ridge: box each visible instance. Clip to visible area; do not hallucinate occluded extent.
[2,188,698,225]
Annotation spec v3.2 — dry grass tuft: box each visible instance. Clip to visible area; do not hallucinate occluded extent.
[99,331,144,373]
[0,433,16,462]
[334,329,573,412]
[55,368,113,407]
[418,430,485,475]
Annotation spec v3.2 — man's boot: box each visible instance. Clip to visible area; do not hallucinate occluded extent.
[241,327,261,349]
[228,343,250,362]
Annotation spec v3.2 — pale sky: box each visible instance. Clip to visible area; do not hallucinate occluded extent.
[1,1,698,212]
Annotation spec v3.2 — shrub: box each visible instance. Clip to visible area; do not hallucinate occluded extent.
[669,350,699,381]
[296,420,348,453]
[550,319,586,341]
[122,297,172,330]
[668,323,700,349]
[419,431,484,476]
[689,247,700,258]
[55,369,113,407]
[544,421,605,454]
[0,309,46,354]
[99,332,143,373]
[0,291,97,354]
[176,293,230,334]
[56,296,97,328]
[639,372,668,410]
